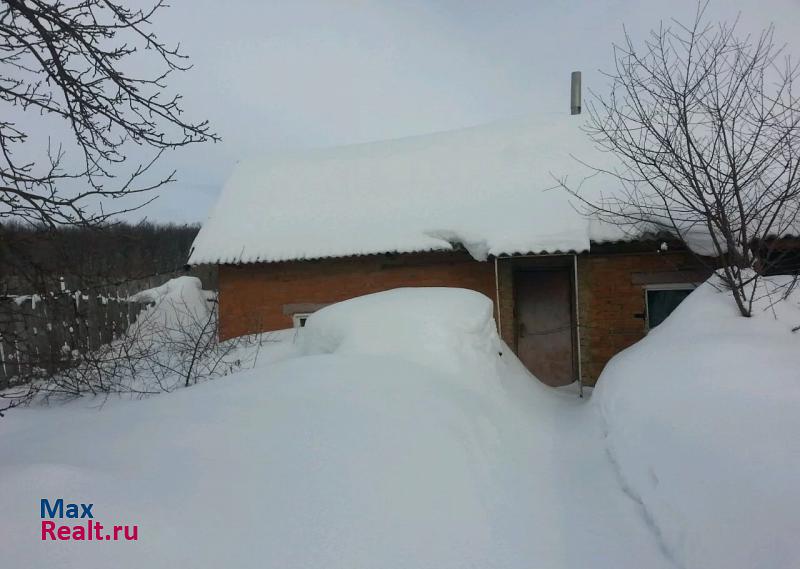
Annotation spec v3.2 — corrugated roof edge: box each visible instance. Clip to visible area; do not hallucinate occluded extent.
[186,243,608,267]
[187,244,453,267]
[187,233,800,267]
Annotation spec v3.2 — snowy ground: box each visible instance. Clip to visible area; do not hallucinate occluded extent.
[0,282,798,568]
[595,275,800,569]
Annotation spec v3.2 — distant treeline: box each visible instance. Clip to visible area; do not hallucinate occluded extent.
[0,221,201,294]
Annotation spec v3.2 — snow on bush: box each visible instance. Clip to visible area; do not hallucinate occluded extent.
[301,288,506,386]
[594,275,800,569]
[27,277,280,399]
[128,276,213,332]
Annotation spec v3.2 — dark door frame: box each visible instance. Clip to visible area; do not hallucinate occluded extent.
[511,258,579,386]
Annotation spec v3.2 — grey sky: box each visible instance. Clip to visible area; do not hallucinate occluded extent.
[124,0,800,223]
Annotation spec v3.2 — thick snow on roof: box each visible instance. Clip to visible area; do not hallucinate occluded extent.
[189,114,621,265]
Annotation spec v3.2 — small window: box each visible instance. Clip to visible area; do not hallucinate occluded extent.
[761,248,800,276]
[292,313,311,328]
[645,285,695,330]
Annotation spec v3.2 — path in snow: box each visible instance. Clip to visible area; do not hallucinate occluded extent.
[0,351,673,569]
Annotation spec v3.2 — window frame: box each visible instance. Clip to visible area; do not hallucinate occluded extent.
[644,283,698,331]
[292,312,312,329]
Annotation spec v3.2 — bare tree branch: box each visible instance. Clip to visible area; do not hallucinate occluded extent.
[0,0,218,227]
[565,2,800,316]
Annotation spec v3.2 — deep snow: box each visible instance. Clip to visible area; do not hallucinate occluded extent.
[594,276,800,569]
[0,283,798,568]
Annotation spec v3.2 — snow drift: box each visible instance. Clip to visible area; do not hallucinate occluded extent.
[594,276,800,569]
[300,288,506,384]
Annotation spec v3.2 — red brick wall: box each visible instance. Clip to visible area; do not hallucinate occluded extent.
[218,251,496,340]
[494,251,705,386]
[576,251,704,384]
[218,248,705,387]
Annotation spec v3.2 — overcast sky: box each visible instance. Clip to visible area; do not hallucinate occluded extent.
[123,0,800,223]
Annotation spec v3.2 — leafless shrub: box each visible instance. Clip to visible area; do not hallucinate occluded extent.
[3,292,277,409]
[0,377,36,416]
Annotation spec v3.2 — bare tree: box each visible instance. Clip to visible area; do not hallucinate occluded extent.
[0,0,217,227]
[570,3,800,316]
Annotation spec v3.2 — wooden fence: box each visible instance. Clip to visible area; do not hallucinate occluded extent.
[0,267,217,388]
[0,288,146,388]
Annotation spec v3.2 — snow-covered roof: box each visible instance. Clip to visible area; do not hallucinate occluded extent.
[189,115,623,265]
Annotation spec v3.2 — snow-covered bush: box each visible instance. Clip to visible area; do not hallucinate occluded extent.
[12,277,274,402]
[594,274,800,569]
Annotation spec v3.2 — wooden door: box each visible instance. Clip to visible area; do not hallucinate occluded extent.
[515,269,575,386]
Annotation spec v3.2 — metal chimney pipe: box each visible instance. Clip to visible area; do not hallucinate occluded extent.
[570,71,582,115]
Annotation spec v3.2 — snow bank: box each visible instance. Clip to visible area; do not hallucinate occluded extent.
[594,276,800,569]
[301,288,505,385]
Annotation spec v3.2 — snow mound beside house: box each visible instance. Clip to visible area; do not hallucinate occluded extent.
[301,288,506,384]
[594,275,800,569]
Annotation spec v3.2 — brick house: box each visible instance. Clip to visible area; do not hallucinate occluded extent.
[189,116,713,387]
